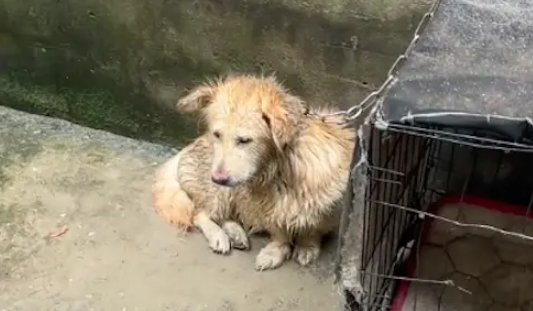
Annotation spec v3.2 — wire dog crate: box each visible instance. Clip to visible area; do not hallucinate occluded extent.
[335,0,533,310]
[344,125,533,311]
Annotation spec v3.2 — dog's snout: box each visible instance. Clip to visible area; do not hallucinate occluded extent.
[211,170,230,186]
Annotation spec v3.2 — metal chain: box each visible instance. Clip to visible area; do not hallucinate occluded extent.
[309,0,443,125]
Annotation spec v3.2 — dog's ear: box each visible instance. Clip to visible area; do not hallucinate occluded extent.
[262,92,306,151]
[176,84,215,113]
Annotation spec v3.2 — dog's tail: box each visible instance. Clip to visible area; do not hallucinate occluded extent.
[151,152,195,231]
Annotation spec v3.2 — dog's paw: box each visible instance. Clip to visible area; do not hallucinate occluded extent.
[292,244,321,267]
[255,243,291,271]
[222,221,250,250]
[206,229,231,255]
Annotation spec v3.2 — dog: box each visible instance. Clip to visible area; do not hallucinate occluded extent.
[152,74,356,271]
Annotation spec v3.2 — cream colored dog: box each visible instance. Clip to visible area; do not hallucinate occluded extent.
[152,74,355,271]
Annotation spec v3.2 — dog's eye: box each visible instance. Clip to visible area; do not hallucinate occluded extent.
[236,137,252,145]
[213,131,221,139]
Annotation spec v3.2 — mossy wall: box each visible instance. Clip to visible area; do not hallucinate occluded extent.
[0,0,431,146]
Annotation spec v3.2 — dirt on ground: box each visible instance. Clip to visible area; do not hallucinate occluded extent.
[0,107,342,311]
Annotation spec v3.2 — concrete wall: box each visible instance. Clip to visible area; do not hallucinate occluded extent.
[0,0,431,146]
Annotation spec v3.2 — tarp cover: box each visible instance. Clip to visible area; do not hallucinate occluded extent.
[379,0,533,143]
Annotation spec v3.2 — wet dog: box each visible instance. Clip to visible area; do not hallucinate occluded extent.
[152,74,355,270]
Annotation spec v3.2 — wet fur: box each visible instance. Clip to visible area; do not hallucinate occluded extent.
[152,74,356,270]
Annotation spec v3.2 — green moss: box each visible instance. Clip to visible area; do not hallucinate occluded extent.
[0,76,198,146]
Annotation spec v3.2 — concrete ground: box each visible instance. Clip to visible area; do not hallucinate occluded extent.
[0,106,342,311]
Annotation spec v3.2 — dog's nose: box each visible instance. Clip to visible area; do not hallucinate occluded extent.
[211,171,230,186]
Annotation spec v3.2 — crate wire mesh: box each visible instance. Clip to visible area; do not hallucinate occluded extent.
[359,127,429,311]
[342,124,533,311]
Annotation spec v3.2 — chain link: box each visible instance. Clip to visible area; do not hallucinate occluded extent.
[309,0,443,125]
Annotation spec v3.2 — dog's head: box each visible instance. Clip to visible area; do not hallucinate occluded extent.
[176,74,307,187]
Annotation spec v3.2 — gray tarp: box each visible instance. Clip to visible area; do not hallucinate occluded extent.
[337,0,533,310]
[379,0,533,143]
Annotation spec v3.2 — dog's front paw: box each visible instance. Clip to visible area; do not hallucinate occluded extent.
[292,244,320,266]
[206,229,231,255]
[255,242,291,271]
[222,221,250,250]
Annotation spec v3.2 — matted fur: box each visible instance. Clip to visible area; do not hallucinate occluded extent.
[152,74,356,270]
